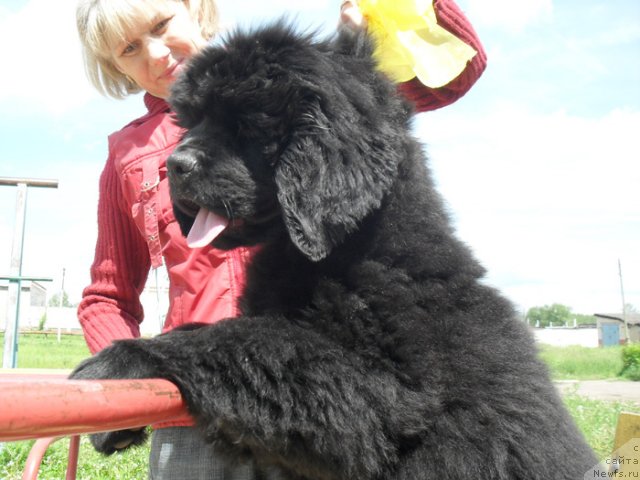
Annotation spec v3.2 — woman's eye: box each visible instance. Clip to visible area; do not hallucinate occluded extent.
[152,16,172,34]
[121,43,137,56]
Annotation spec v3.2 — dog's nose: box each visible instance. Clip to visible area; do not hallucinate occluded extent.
[167,150,197,177]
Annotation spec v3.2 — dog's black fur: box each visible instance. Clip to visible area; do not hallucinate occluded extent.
[71,22,597,478]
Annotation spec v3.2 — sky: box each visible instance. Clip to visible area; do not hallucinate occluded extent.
[0,0,638,320]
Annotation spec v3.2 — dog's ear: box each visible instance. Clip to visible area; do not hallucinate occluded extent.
[274,75,405,261]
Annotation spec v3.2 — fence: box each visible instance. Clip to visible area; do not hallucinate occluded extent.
[0,372,189,479]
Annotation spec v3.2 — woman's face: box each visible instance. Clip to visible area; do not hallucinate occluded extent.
[110,1,207,99]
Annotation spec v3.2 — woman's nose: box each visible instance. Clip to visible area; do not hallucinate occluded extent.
[146,37,170,64]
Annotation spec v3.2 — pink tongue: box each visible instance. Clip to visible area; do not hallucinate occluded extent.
[187,209,229,248]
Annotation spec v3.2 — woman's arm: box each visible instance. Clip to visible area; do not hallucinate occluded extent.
[398,0,487,112]
[77,156,151,354]
[341,0,487,112]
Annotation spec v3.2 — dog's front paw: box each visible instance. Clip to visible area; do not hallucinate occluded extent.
[88,428,149,455]
[69,339,160,455]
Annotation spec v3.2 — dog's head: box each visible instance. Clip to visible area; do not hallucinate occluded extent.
[168,21,410,261]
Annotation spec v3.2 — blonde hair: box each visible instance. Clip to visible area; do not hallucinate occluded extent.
[76,0,218,99]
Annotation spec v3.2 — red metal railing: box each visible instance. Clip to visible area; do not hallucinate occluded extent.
[0,372,189,479]
[21,436,80,480]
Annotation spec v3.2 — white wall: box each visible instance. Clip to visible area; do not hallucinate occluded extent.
[0,287,46,330]
[532,327,599,348]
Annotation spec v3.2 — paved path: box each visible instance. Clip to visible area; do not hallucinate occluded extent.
[555,380,640,405]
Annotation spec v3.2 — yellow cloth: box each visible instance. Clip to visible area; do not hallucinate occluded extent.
[358,0,477,87]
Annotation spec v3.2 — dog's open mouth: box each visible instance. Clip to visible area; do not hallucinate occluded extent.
[174,199,229,248]
[188,208,229,248]
[174,196,282,250]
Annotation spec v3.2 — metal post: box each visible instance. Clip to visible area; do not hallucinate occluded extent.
[59,267,66,307]
[618,259,631,344]
[1,177,58,368]
[3,183,27,369]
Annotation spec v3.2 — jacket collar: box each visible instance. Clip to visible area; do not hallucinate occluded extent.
[144,93,171,114]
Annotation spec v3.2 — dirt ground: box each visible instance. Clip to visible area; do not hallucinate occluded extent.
[555,380,640,406]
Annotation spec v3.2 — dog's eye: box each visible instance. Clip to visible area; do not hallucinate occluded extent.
[262,142,278,156]
[239,140,279,171]
[261,142,282,167]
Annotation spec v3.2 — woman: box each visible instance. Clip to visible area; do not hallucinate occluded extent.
[75,0,486,478]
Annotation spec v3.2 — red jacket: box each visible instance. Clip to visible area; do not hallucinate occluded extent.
[78,0,486,355]
[78,94,254,355]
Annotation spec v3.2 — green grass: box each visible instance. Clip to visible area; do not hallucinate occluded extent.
[563,393,640,460]
[0,335,636,477]
[0,332,91,370]
[0,436,149,480]
[537,344,625,380]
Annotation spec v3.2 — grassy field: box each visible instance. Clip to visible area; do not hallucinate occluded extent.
[563,392,639,461]
[0,332,90,369]
[538,344,625,380]
[0,436,149,480]
[0,334,637,478]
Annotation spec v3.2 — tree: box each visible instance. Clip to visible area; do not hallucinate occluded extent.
[526,304,572,328]
[572,313,597,326]
[48,292,72,308]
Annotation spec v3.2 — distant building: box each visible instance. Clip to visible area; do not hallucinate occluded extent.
[595,313,640,346]
[0,281,48,330]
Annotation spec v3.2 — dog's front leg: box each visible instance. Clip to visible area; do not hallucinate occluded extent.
[70,319,397,478]
[132,317,399,480]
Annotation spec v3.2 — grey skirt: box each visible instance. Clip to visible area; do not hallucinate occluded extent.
[148,427,285,480]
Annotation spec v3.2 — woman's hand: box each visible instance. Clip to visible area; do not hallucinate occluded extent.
[339,0,366,29]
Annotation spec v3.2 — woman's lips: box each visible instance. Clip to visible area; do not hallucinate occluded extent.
[160,60,183,80]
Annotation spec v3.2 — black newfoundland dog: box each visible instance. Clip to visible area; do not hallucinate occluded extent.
[72,22,597,479]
